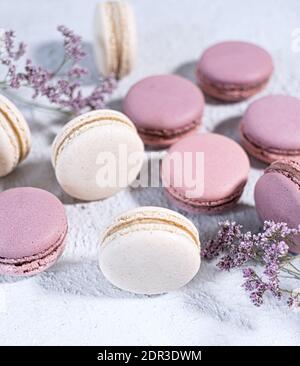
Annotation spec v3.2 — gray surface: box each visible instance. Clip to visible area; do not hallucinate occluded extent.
[0,0,300,345]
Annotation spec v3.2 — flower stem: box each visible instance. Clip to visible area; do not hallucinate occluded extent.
[51,56,67,77]
[287,262,300,274]
[0,86,72,115]
[278,287,293,294]
[281,267,300,280]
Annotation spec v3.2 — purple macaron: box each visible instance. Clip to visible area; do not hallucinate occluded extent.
[255,160,300,254]
[241,95,300,163]
[0,187,68,276]
[196,41,273,102]
[161,133,250,213]
[123,74,204,148]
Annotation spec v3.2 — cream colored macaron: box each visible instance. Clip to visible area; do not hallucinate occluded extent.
[99,207,201,294]
[52,109,144,201]
[93,0,137,79]
[0,94,31,177]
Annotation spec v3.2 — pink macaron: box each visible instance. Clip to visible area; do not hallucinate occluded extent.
[0,187,68,276]
[240,95,300,163]
[255,160,300,254]
[196,41,273,102]
[123,74,204,147]
[161,133,250,213]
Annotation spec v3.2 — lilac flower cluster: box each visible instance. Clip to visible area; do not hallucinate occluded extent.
[287,291,300,310]
[202,221,300,308]
[0,26,116,114]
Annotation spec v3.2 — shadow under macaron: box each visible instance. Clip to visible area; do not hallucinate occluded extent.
[173,60,198,83]
[37,260,163,299]
[129,151,169,207]
[212,115,267,170]
[0,157,79,205]
[107,98,123,112]
[173,60,235,106]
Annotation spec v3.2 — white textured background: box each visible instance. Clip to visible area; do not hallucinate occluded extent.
[0,0,300,346]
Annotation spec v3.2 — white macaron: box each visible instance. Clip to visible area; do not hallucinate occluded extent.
[99,207,201,295]
[93,0,137,79]
[52,109,144,201]
[0,94,31,177]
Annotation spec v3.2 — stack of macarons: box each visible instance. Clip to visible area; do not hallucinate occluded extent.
[1,0,300,295]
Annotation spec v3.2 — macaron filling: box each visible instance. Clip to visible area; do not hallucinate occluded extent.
[102,216,199,248]
[198,75,269,101]
[165,183,245,212]
[137,119,200,140]
[265,160,300,188]
[241,126,300,162]
[240,126,300,163]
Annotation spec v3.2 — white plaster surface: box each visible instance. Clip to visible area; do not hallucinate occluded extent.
[0,0,300,345]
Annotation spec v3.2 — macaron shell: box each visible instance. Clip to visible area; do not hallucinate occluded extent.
[255,172,300,253]
[0,118,19,177]
[198,77,268,102]
[196,41,273,85]
[164,186,242,214]
[123,75,204,131]
[117,0,137,78]
[94,2,118,76]
[0,237,67,276]
[0,94,31,161]
[137,121,200,148]
[100,229,200,294]
[240,126,300,164]
[93,1,136,78]
[52,109,136,166]
[241,95,300,153]
[103,206,200,246]
[161,133,250,203]
[54,121,144,201]
[0,187,67,259]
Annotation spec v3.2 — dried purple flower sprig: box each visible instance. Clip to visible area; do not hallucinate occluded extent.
[202,221,300,309]
[0,26,117,115]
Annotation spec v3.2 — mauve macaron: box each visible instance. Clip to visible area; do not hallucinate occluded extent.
[196,41,273,102]
[161,133,250,213]
[255,160,300,254]
[240,95,300,163]
[0,187,68,276]
[123,75,204,147]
